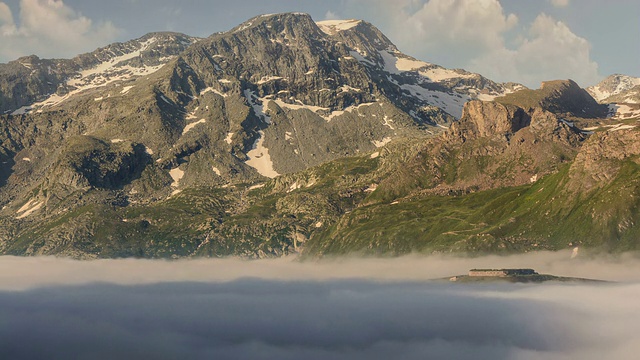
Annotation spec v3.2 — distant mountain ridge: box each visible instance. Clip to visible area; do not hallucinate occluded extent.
[0,32,201,116]
[587,74,640,104]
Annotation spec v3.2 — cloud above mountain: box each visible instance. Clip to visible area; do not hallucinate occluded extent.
[1,254,640,359]
[403,0,519,56]
[338,0,600,88]
[549,0,570,7]
[0,0,120,61]
[469,13,600,87]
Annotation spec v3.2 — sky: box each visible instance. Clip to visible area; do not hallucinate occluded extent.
[1,253,640,359]
[0,0,638,88]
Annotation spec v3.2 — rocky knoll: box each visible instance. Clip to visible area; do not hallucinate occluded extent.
[496,79,608,118]
[448,100,530,139]
[371,99,585,201]
[568,130,640,192]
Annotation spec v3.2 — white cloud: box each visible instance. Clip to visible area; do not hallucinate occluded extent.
[0,0,121,62]
[1,254,640,359]
[0,2,16,36]
[1,250,640,290]
[344,0,600,88]
[470,13,600,87]
[324,10,339,20]
[549,0,570,7]
[403,0,518,55]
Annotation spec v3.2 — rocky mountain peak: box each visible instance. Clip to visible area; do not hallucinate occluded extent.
[317,19,398,54]
[228,13,323,39]
[587,74,640,104]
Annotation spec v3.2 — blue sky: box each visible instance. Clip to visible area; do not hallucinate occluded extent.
[0,0,638,88]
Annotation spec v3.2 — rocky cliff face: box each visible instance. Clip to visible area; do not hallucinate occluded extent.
[370,99,586,202]
[451,101,530,139]
[568,130,640,192]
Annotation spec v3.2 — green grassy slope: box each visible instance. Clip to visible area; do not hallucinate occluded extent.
[306,158,640,256]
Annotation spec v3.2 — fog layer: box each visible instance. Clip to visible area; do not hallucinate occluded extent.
[1,252,639,359]
[2,250,640,291]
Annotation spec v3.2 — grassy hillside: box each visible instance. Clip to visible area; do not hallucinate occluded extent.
[306,157,640,256]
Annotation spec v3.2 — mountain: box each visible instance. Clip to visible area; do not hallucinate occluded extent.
[0,13,638,259]
[587,74,640,104]
[1,32,201,115]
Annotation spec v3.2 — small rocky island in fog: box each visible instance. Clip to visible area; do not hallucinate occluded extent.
[447,269,607,283]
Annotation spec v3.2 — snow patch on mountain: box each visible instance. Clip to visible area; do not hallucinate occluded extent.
[316,20,362,35]
[348,51,374,66]
[244,90,272,124]
[378,51,406,74]
[69,37,158,88]
[246,131,279,178]
[169,168,184,187]
[272,99,329,113]
[256,76,285,84]
[338,85,362,94]
[160,95,172,105]
[201,87,228,98]
[323,103,377,122]
[182,119,206,135]
[15,199,43,219]
[11,106,32,115]
[378,50,433,74]
[608,124,636,132]
[225,133,234,145]
[400,84,467,119]
[251,92,379,123]
[473,85,525,101]
[420,67,473,82]
[608,104,640,120]
[372,137,392,148]
[396,57,430,72]
[382,115,395,130]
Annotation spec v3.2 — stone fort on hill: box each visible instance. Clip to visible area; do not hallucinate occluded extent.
[468,269,537,277]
